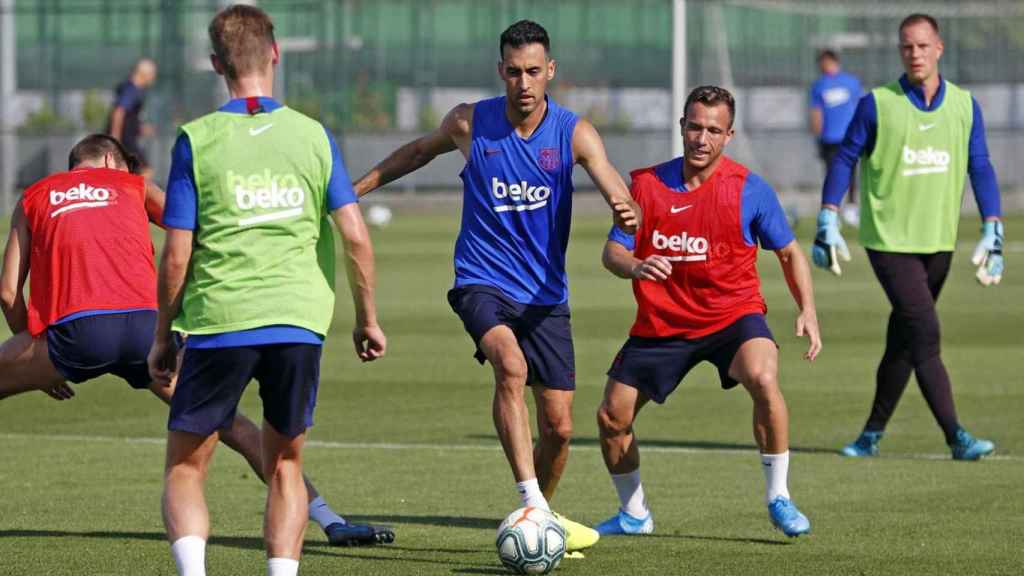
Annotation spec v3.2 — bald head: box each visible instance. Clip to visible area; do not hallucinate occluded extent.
[132,58,158,88]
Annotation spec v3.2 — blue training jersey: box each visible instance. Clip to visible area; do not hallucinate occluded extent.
[810,71,862,144]
[455,96,578,305]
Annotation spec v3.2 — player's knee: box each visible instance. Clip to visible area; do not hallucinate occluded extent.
[744,369,780,401]
[494,356,529,388]
[597,403,632,437]
[908,316,941,363]
[166,456,210,481]
[541,413,573,445]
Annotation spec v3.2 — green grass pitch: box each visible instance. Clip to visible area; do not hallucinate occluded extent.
[1,210,1022,575]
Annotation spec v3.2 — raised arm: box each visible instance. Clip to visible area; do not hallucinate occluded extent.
[0,202,30,333]
[774,240,821,361]
[353,103,473,197]
[572,119,639,233]
[331,203,385,361]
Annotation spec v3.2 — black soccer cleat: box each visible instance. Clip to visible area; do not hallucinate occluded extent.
[324,522,396,547]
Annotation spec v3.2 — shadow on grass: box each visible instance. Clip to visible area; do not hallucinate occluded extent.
[466,435,838,455]
[344,514,500,531]
[0,529,500,568]
[644,532,791,546]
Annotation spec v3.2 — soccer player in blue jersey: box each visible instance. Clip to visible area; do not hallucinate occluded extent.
[354,20,637,554]
[809,50,862,226]
[815,14,1001,461]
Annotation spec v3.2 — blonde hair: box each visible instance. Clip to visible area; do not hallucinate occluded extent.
[208,4,276,80]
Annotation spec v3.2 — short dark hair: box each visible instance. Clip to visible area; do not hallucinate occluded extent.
[68,134,139,172]
[899,13,939,35]
[209,4,276,80]
[817,49,839,64]
[499,20,550,58]
[684,85,736,127]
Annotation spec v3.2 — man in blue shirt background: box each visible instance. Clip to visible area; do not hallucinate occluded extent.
[809,50,862,226]
[106,58,158,177]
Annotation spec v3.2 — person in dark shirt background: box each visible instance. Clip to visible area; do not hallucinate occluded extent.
[106,58,158,177]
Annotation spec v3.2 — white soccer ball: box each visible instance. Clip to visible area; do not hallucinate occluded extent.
[495,507,566,575]
[365,204,393,228]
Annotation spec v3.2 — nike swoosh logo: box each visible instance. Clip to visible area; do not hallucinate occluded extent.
[670,205,693,214]
[918,123,936,131]
[249,124,273,136]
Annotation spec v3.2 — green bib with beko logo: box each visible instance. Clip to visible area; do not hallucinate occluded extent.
[859,79,973,252]
[172,106,337,336]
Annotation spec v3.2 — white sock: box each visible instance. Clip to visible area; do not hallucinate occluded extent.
[308,496,346,530]
[267,557,299,576]
[516,478,550,511]
[170,535,206,576]
[761,451,791,505]
[611,469,649,519]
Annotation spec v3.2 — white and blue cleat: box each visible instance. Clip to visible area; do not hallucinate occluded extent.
[950,429,995,461]
[594,509,654,536]
[840,430,883,458]
[768,497,810,537]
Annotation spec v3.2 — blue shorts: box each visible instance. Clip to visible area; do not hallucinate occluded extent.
[447,285,576,391]
[46,310,156,389]
[607,314,775,403]
[168,344,321,438]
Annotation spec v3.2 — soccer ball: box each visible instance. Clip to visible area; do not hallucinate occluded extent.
[495,507,566,575]
[365,204,393,228]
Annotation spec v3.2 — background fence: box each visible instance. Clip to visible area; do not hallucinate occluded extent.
[3,0,1024,213]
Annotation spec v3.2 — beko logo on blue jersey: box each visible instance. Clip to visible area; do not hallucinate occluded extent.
[491,177,551,213]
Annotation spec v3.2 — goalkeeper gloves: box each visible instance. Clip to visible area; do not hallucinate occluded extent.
[971,220,1004,286]
[812,208,851,276]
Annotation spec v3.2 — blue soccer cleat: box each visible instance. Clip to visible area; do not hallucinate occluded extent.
[594,509,654,536]
[840,430,883,457]
[768,497,810,537]
[950,429,995,461]
[324,521,395,547]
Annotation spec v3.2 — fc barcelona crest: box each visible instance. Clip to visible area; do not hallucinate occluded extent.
[538,148,560,173]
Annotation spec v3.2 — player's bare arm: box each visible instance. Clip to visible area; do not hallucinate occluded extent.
[148,228,192,385]
[602,240,672,282]
[572,119,639,234]
[353,103,473,197]
[0,202,30,334]
[144,180,167,228]
[108,106,126,141]
[332,204,386,362]
[774,240,822,361]
[809,107,823,138]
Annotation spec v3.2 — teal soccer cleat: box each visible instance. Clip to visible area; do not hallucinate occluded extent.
[594,509,654,536]
[950,429,995,461]
[840,430,883,457]
[768,497,810,537]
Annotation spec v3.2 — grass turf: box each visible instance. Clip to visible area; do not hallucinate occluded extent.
[1,210,1022,575]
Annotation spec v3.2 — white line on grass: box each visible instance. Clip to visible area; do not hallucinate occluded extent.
[0,432,1019,463]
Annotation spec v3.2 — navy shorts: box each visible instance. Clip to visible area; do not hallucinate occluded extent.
[607,314,774,403]
[169,344,321,438]
[46,310,156,389]
[447,285,575,391]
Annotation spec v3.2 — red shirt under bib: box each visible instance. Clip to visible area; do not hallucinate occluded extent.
[629,156,766,339]
[20,167,157,336]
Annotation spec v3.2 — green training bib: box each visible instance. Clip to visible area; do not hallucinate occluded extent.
[859,80,973,252]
